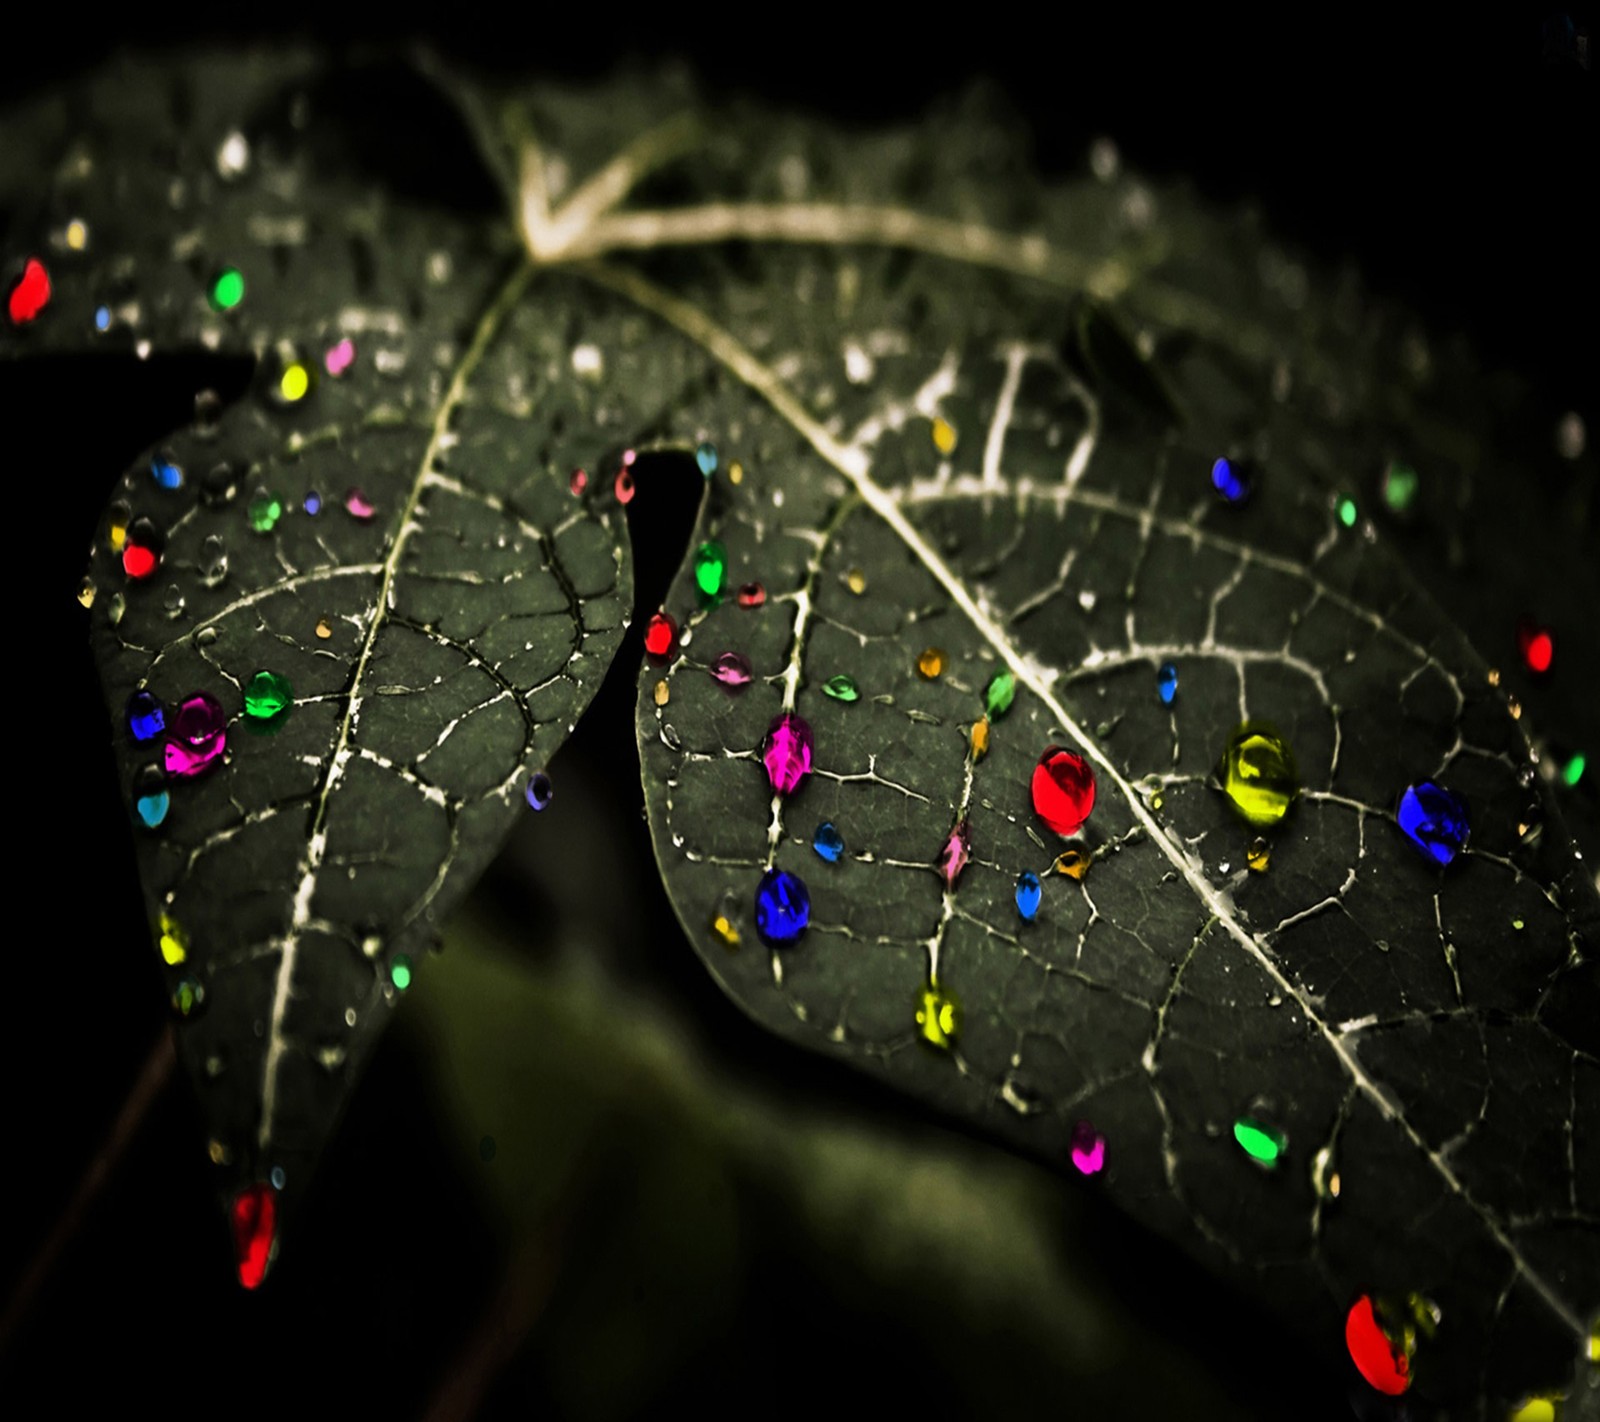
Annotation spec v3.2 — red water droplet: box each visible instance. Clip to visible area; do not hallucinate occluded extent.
[122,543,160,580]
[736,582,766,609]
[1345,1295,1410,1396]
[1517,619,1554,675]
[615,468,635,504]
[1031,746,1096,835]
[231,1183,278,1290]
[643,611,677,661]
[8,258,51,325]
[569,467,587,495]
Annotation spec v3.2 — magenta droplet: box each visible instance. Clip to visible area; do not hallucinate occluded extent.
[324,337,355,377]
[711,651,753,689]
[343,489,376,521]
[937,819,971,888]
[1069,1119,1106,1176]
[163,692,227,778]
[761,713,813,795]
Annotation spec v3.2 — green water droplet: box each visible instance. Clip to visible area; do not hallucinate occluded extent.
[1382,460,1419,515]
[1337,496,1358,528]
[248,491,283,533]
[693,540,727,600]
[243,670,293,725]
[1563,753,1586,787]
[983,670,1016,719]
[1233,1117,1287,1167]
[391,955,412,991]
[210,267,245,311]
[823,674,860,703]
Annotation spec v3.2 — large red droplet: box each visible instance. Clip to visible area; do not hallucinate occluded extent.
[7,258,51,325]
[231,1183,278,1290]
[1031,746,1096,835]
[1517,619,1554,675]
[122,543,159,580]
[1345,1295,1410,1396]
[643,611,677,661]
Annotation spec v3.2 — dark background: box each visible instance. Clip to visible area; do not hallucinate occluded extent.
[4,9,1594,1421]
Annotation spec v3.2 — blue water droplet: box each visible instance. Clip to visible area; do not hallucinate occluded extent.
[695,440,719,476]
[1211,457,1253,504]
[94,305,111,332]
[1157,661,1178,705]
[754,867,810,945]
[524,771,553,811]
[1396,781,1470,866]
[150,453,183,490]
[134,789,170,828]
[127,690,165,743]
[304,491,322,515]
[1015,870,1042,920]
[813,822,844,862]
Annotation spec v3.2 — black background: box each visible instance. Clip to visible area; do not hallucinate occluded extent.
[4,7,1594,1420]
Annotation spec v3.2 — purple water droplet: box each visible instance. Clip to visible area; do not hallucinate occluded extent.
[163,693,227,778]
[711,651,753,689]
[761,713,813,795]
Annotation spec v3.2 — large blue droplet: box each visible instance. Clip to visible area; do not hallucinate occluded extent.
[813,822,844,863]
[754,867,810,945]
[1015,870,1042,921]
[94,305,111,332]
[1157,661,1178,705]
[127,690,165,743]
[695,440,719,477]
[1211,457,1252,504]
[134,789,170,829]
[1396,781,1470,866]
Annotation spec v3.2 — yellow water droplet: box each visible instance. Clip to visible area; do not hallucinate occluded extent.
[1217,722,1299,826]
[654,679,671,707]
[728,461,744,485]
[931,416,958,456]
[710,914,740,949]
[970,717,990,762]
[158,912,189,966]
[65,218,88,251]
[1246,837,1271,873]
[1508,697,1522,721]
[109,514,129,552]
[1588,1317,1600,1361]
[917,647,946,679]
[1053,848,1090,880]
[1509,1399,1559,1422]
[279,362,311,402]
[77,577,96,609]
[846,568,867,595]
[916,980,961,1049]
[1487,667,1501,687]
[207,1139,232,1166]
[315,617,333,639]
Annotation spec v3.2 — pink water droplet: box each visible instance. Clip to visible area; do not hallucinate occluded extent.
[1069,1119,1106,1176]
[343,488,376,521]
[711,651,753,689]
[163,692,227,778]
[569,467,587,495]
[937,819,971,888]
[762,713,813,795]
[324,337,356,377]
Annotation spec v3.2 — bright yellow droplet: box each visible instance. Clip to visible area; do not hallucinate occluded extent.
[1053,849,1090,880]
[728,461,744,485]
[846,568,867,595]
[711,914,740,949]
[65,218,88,251]
[1509,1399,1559,1422]
[158,913,189,966]
[970,717,990,762]
[1487,667,1501,687]
[109,514,129,552]
[279,362,311,402]
[916,981,961,1049]
[207,1139,232,1166]
[654,679,671,707]
[931,416,958,456]
[315,618,333,639]
[1588,1318,1600,1361]
[1246,838,1271,873]
[77,577,96,609]
[1217,722,1299,827]
[917,647,946,679]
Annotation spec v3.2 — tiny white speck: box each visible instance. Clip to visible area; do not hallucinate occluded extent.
[217,130,250,179]
[571,343,603,379]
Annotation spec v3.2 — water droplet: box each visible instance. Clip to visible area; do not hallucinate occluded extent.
[710,913,741,949]
[1382,460,1419,517]
[122,517,162,581]
[762,713,814,795]
[915,980,960,1049]
[937,819,971,887]
[171,976,206,1018]
[813,822,844,862]
[150,452,183,489]
[157,911,188,965]
[983,671,1015,718]
[163,693,227,778]
[107,500,131,552]
[278,359,313,404]
[64,218,88,251]
[1156,661,1178,705]
[1217,722,1298,826]
[391,955,413,991]
[77,576,96,609]
[216,129,251,179]
[94,305,111,332]
[1562,752,1587,788]
[823,674,859,703]
[1211,456,1253,504]
[1396,781,1470,866]
[1232,1116,1287,1167]
[7,257,51,325]
[568,467,587,495]
[711,651,753,689]
[846,568,867,595]
[133,765,170,830]
[231,1183,277,1290]
[1077,589,1097,613]
[695,440,719,476]
[301,491,323,517]
[343,489,375,521]
[652,678,670,706]
[208,1138,232,1164]
[644,611,677,661]
[107,593,125,625]
[694,541,728,600]
[754,867,810,945]
[1556,411,1587,461]
[727,461,744,485]
[1014,870,1042,920]
[127,690,166,742]
[324,337,356,378]
[1069,1119,1106,1176]
[1345,1295,1418,1397]
[315,617,333,640]
[1509,1399,1559,1422]
[970,717,990,761]
[1246,837,1271,873]
[248,490,284,533]
[200,462,238,508]
[163,585,186,620]
[1032,746,1097,836]
[524,771,553,811]
[199,534,229,587]
[1336,495,1358,528]
[737,582,766,609]
[930,416,957,455]
[1053,848,1090,880]
[614,467,635,503]
[194,389,222,435]
[917,647,946,679]
[1312,1144,1341,1200]
[209,266,245,312]
[1517,618,1554,675]
[243,670,293,727]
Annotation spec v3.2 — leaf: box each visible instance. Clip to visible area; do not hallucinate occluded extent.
[597,98,1600,1410]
